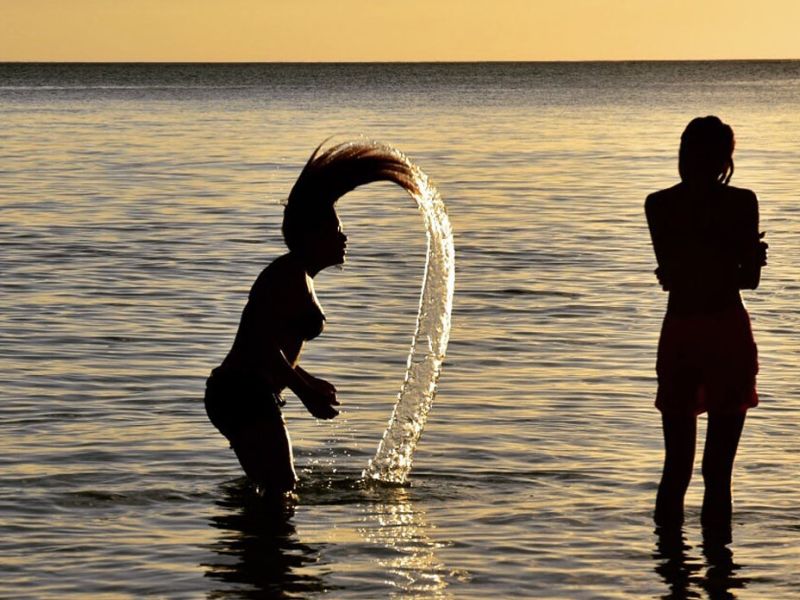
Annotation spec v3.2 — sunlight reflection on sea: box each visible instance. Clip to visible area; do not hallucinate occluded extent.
[2,61,799,598]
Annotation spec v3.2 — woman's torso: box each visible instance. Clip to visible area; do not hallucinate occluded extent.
[646,182,757,316]
[217,253,325,390]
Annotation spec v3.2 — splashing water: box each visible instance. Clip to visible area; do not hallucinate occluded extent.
[363,153,454,484]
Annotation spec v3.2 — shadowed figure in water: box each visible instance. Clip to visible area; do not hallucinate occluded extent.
[204,142,421,496]
[204,480,330,597]
[645,116,768,529]
[653,524,750,599]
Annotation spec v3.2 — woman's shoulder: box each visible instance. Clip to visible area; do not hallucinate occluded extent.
[646,183,757,209]
[645,183,682,214]
[720,184,758,205]
[714,185,758,225]
[250,253,307,301]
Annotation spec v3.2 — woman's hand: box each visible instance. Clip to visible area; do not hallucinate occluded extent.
[298,376,340,420]
[304,372,337,397]
[654,266,671,291]
[756,231,768,267]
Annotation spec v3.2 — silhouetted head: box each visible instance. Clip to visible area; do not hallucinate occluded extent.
[282,202,347,273]
[678,116,735,185]
[281,141,420,273]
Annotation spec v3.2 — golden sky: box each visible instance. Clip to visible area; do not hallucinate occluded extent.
[1,0,798,62]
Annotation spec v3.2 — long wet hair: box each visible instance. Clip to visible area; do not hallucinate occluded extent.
[282,141,421,252]
[678,116,736,185]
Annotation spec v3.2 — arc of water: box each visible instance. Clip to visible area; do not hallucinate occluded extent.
[363,161,454,484]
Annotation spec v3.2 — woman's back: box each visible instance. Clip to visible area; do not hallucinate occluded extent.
[645,181,760,315]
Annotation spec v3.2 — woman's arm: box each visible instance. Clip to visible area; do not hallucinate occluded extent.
[737,190,765,290]
[248,260,339,419]
[265,342,340,419]
[295,364,337,396]
[645,193,674,291]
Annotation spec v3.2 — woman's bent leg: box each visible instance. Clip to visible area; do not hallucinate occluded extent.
[701,411,745,528]
[230,417,298,495]
[655,413,697,526]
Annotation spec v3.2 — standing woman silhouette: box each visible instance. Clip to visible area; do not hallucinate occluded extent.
[205,142,420,496]
[645,116,768,528]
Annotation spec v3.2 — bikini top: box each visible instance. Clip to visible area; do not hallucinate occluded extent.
[248,264,326,341]
[246,255,325,341]
[296,303,326,341]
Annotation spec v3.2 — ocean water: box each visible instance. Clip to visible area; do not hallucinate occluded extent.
[2,61,800,598]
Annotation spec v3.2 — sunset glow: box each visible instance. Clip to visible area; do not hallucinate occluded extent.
[1,0,799,62]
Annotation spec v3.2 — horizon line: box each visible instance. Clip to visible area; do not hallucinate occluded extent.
[2,57,799,65]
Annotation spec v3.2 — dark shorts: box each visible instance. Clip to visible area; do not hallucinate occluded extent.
[204,368,284,442]
[656,305,758,416]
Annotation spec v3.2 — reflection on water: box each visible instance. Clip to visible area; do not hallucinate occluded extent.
[204,473,458,598]
[4,61,800,598]
[204,479,330,599]
[358,485,455,598]
[654,526,704,599]
[700,525,750,600]
[653,524,750,599]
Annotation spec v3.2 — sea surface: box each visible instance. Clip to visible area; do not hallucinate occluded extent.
[2,61,800,598]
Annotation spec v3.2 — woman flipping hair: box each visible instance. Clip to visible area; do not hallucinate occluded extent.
[646,116,768,528]
[205,141,420,495]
